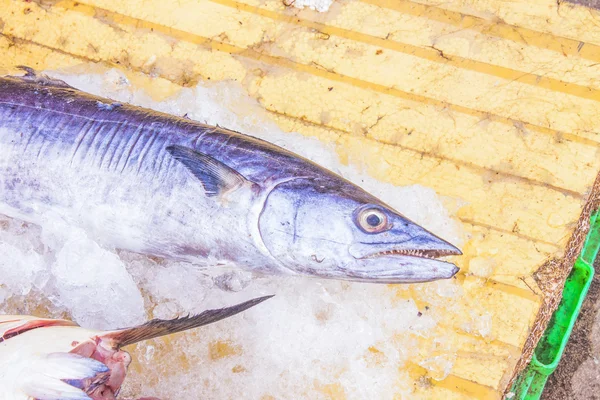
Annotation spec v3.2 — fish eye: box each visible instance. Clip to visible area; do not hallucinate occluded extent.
[356,206,389,233]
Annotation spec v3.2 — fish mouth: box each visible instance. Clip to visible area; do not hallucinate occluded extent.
[342,254,460,284]
[360,248,462,260]
[345,243,461,284]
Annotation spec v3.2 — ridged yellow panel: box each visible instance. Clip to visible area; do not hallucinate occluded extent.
[1,0,599,397]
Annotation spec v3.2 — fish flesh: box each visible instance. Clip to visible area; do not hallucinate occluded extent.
[0,68,461,284]
[0,295,272,399]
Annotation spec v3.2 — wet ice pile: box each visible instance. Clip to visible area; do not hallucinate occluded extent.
[0,67,465,399]
[0,214,146,329]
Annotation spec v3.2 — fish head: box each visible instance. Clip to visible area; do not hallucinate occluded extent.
[257,178,461,283]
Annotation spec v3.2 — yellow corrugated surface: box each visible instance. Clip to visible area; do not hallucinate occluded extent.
[1,0,600,398]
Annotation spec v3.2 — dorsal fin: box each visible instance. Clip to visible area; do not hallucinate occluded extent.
[102,295,273,348]
[166,145,257,197]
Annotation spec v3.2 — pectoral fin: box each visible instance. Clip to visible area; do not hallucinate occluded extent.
[166,145,256,197]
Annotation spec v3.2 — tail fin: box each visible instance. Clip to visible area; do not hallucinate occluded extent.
[103,295,273,348]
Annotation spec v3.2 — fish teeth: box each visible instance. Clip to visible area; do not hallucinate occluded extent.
[366,249,455,259]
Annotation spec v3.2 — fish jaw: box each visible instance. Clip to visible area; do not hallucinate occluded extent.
[338,255,459,284]
[341,247,460,284]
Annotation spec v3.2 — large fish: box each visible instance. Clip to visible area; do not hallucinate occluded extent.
[0,295,271,399]
[0,68,461,284]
